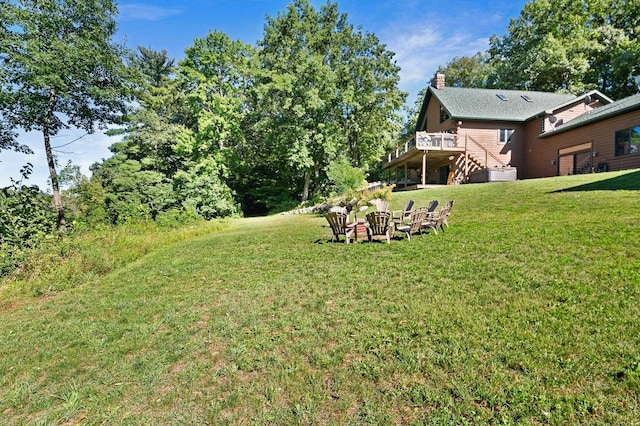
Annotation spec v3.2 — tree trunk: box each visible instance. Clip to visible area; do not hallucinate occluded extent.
[302,169,311,202]
[44,88,66,232]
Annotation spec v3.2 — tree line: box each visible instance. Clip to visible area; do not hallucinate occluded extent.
[2,0,406,225]
[2,0,639,274]
[435,0,639,97]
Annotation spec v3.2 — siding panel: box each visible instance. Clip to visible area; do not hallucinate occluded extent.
[526,110,640,178]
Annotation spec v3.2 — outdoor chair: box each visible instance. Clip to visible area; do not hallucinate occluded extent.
[395,208,427,241]
[325,211,355,243]
[364,211,393,244]
[391,199,415,224]
[368,198,389,212]
[423,199,439,218]
[422,200,454,235]
[329,206,348,214]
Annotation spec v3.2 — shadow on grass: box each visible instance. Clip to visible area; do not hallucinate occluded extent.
[551,170,640,192]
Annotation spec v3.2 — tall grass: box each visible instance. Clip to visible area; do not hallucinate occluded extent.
[1,170,639,424]
[1,219,228,297]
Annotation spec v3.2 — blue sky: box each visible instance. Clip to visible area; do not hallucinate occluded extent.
[1,0,528,189]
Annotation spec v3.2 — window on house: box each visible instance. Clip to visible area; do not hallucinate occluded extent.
[615,125,640,156]
[497,94,508,101]
[440,105,450,123]
[521,95,533,102]
[499,128,514,144]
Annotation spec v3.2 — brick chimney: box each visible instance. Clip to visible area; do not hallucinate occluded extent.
[432,72,445,90]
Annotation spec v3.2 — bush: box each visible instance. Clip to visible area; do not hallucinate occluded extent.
[0,181,57,276]
[327,160,366,195]
[174,169,240,219]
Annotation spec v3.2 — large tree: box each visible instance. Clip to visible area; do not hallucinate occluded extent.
[488,0,640,97]
[255,0,405,203]
[0,0,133,231]
[90,47,199,222]
[436,52,496,89]
[175,31,255,163]
[105,47,183,178]
[172,31,255,217]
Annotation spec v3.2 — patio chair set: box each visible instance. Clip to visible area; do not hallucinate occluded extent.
[324,199,454,244]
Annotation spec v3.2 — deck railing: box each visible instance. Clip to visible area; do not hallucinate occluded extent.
[384,132,464,164]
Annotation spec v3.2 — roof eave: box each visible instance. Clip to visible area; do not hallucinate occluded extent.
[546,89,614,113]
[538,101,640,139]
[414,88,434,133]
[453,116,529,123]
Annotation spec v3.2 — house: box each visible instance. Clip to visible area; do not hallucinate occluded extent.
[383,73,640,188]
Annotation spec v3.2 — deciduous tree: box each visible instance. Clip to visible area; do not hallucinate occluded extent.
[488,0,640,97]
[436,53,495,88]
[255,0,405,203]
[0,0,133,231]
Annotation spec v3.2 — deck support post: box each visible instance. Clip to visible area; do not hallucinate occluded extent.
[404,163,408,188]
[464,134,469,183]
[422,152,427,186]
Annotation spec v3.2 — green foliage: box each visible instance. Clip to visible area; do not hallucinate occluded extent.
[399,87,429,140]
[253,0,405,202]
[326,160,366,195]
[361,184,394,202]
[437,52,496,88]
[0,0,134,229]
[0,177,57,275]
[93,157,176,224]
[176,31,255,157]
[2,218,227,296]
[0,0,132,135]
[488,0,640,97]
[173,163,240,220]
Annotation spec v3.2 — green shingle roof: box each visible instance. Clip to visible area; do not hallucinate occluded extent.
[539,92,640,138]
[429,87,576,122]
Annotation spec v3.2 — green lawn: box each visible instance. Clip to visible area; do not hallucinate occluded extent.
[1,170,640,424]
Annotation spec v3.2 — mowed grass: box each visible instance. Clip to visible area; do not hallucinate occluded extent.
[1,170,640,424]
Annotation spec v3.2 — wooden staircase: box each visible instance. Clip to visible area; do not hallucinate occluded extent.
[454,135,508,183]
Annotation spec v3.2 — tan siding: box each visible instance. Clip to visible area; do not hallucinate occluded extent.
[458,122,526,177]
[552,103,598,126]
[607,155,640,171]
[424,98,456,132]
[524,118,545,177]
[541,102,602,132]
[525,110,640,178]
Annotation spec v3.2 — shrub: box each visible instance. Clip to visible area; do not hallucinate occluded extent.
[0,180,57,276]
[327,160,366,195]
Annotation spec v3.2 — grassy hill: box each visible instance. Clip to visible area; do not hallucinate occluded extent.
[1,170,639,424]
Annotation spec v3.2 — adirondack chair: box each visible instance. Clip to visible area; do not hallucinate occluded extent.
[329,206,348,214]
[395,208,427,241]
[368,198,389,212]
[422,200,454,235]
[364,211,393,244]
[391,199,415,224]
[423,199,439,219]
[325,211,355,243]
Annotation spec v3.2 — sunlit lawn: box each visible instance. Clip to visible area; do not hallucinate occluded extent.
[1,170,640,424]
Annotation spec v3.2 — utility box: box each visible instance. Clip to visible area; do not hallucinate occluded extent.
[469,167,517,183]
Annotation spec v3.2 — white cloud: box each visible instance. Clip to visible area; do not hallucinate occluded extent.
[384,21,493,103]
[119,3,184,21]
